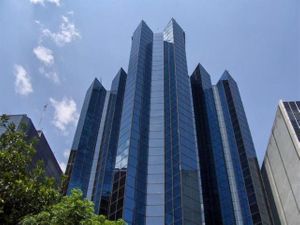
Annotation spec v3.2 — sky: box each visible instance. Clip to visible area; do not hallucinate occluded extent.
[0,0,299,171]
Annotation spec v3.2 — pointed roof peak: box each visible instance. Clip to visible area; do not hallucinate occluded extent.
[193,63,210,75]
[115,67,127,78]
[170,17,177,23]
[166,17,179,27]
[163,18,185,42]
[197,63,208,72]
[139,20,151,30]
[90,77,105,90]
[224,69,230,74]
[133,20,153,36]
[191,63,211,80]
[92,77,100,84]
[140,20,147,26]
[220,70,236,82]
[119,67,126,74]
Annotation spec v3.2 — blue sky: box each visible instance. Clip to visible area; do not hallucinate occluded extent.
[0,0,299,171]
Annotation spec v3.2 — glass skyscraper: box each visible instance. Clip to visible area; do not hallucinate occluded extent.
[65,69,127,214]
[191,64,272,225]
[66,19,272,225]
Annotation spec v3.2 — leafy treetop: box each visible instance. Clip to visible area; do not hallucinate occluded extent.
[0,115,124,225]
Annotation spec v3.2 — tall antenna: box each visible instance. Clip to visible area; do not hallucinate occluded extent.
[37,103,48,131]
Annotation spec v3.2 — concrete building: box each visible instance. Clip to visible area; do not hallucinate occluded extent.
[261,100,300,225]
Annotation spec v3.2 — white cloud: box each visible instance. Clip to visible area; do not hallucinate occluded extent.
[30,0,44,5]
[33,45,54,65]
[67,11,74,15]
[45,71,60,84]
[30,0,62,6]
[42,15,80,46]
[63,149,70,159]
[14,65,33,96]
[48,0,61,6]
[59,161,66,172]
[39,67,60,84]
[50,97,79,132]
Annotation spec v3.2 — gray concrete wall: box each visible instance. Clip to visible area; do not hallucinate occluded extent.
[262,101,300,225]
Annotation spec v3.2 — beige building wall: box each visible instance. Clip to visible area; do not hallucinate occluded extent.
[261,100,300,225]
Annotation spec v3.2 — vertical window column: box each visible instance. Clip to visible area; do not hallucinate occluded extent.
[213,86,244,225]
[145,33,165,225]
[87,92,110,200]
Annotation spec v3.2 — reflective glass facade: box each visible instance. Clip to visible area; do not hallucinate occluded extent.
[283,101,300,141]
[66,70,127,213]
[92,69,127,215]
[145,33,165,225]
[163,20,203,225]
[191,65,233,225]
[191,65,272,225]
[113,21,153,225]
[67,79,107,196]
[111,19,204,225]
[66,19,272,225]
[217,72,272,225]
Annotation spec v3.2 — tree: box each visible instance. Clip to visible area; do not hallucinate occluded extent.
[22,189,125,225]
[0,115,124,225]
[0,115,61,224]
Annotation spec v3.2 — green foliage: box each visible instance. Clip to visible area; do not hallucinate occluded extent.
[22,189,125,225]
[0,115,125,225]
[0,115,61,224]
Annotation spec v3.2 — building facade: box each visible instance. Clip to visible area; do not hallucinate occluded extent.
[65,69,127,216]
[261,101,300,225]
[0,114,62,184]
[111,20,204,225]
[191,65,272,225]
[66,20,272,225]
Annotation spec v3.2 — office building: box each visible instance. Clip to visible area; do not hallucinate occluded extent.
[261,101,300,225]
[66,19,272,225]
[0,114,62,185]
[111,19,203,225]
[191,64,272,225]
[65,69,127,216]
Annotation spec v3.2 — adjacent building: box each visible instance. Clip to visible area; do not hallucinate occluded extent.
[191,65,272,225]
[261,101,300,225]
[0,114,62,184]
[65,19,273,225]
[65,68,127,217]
